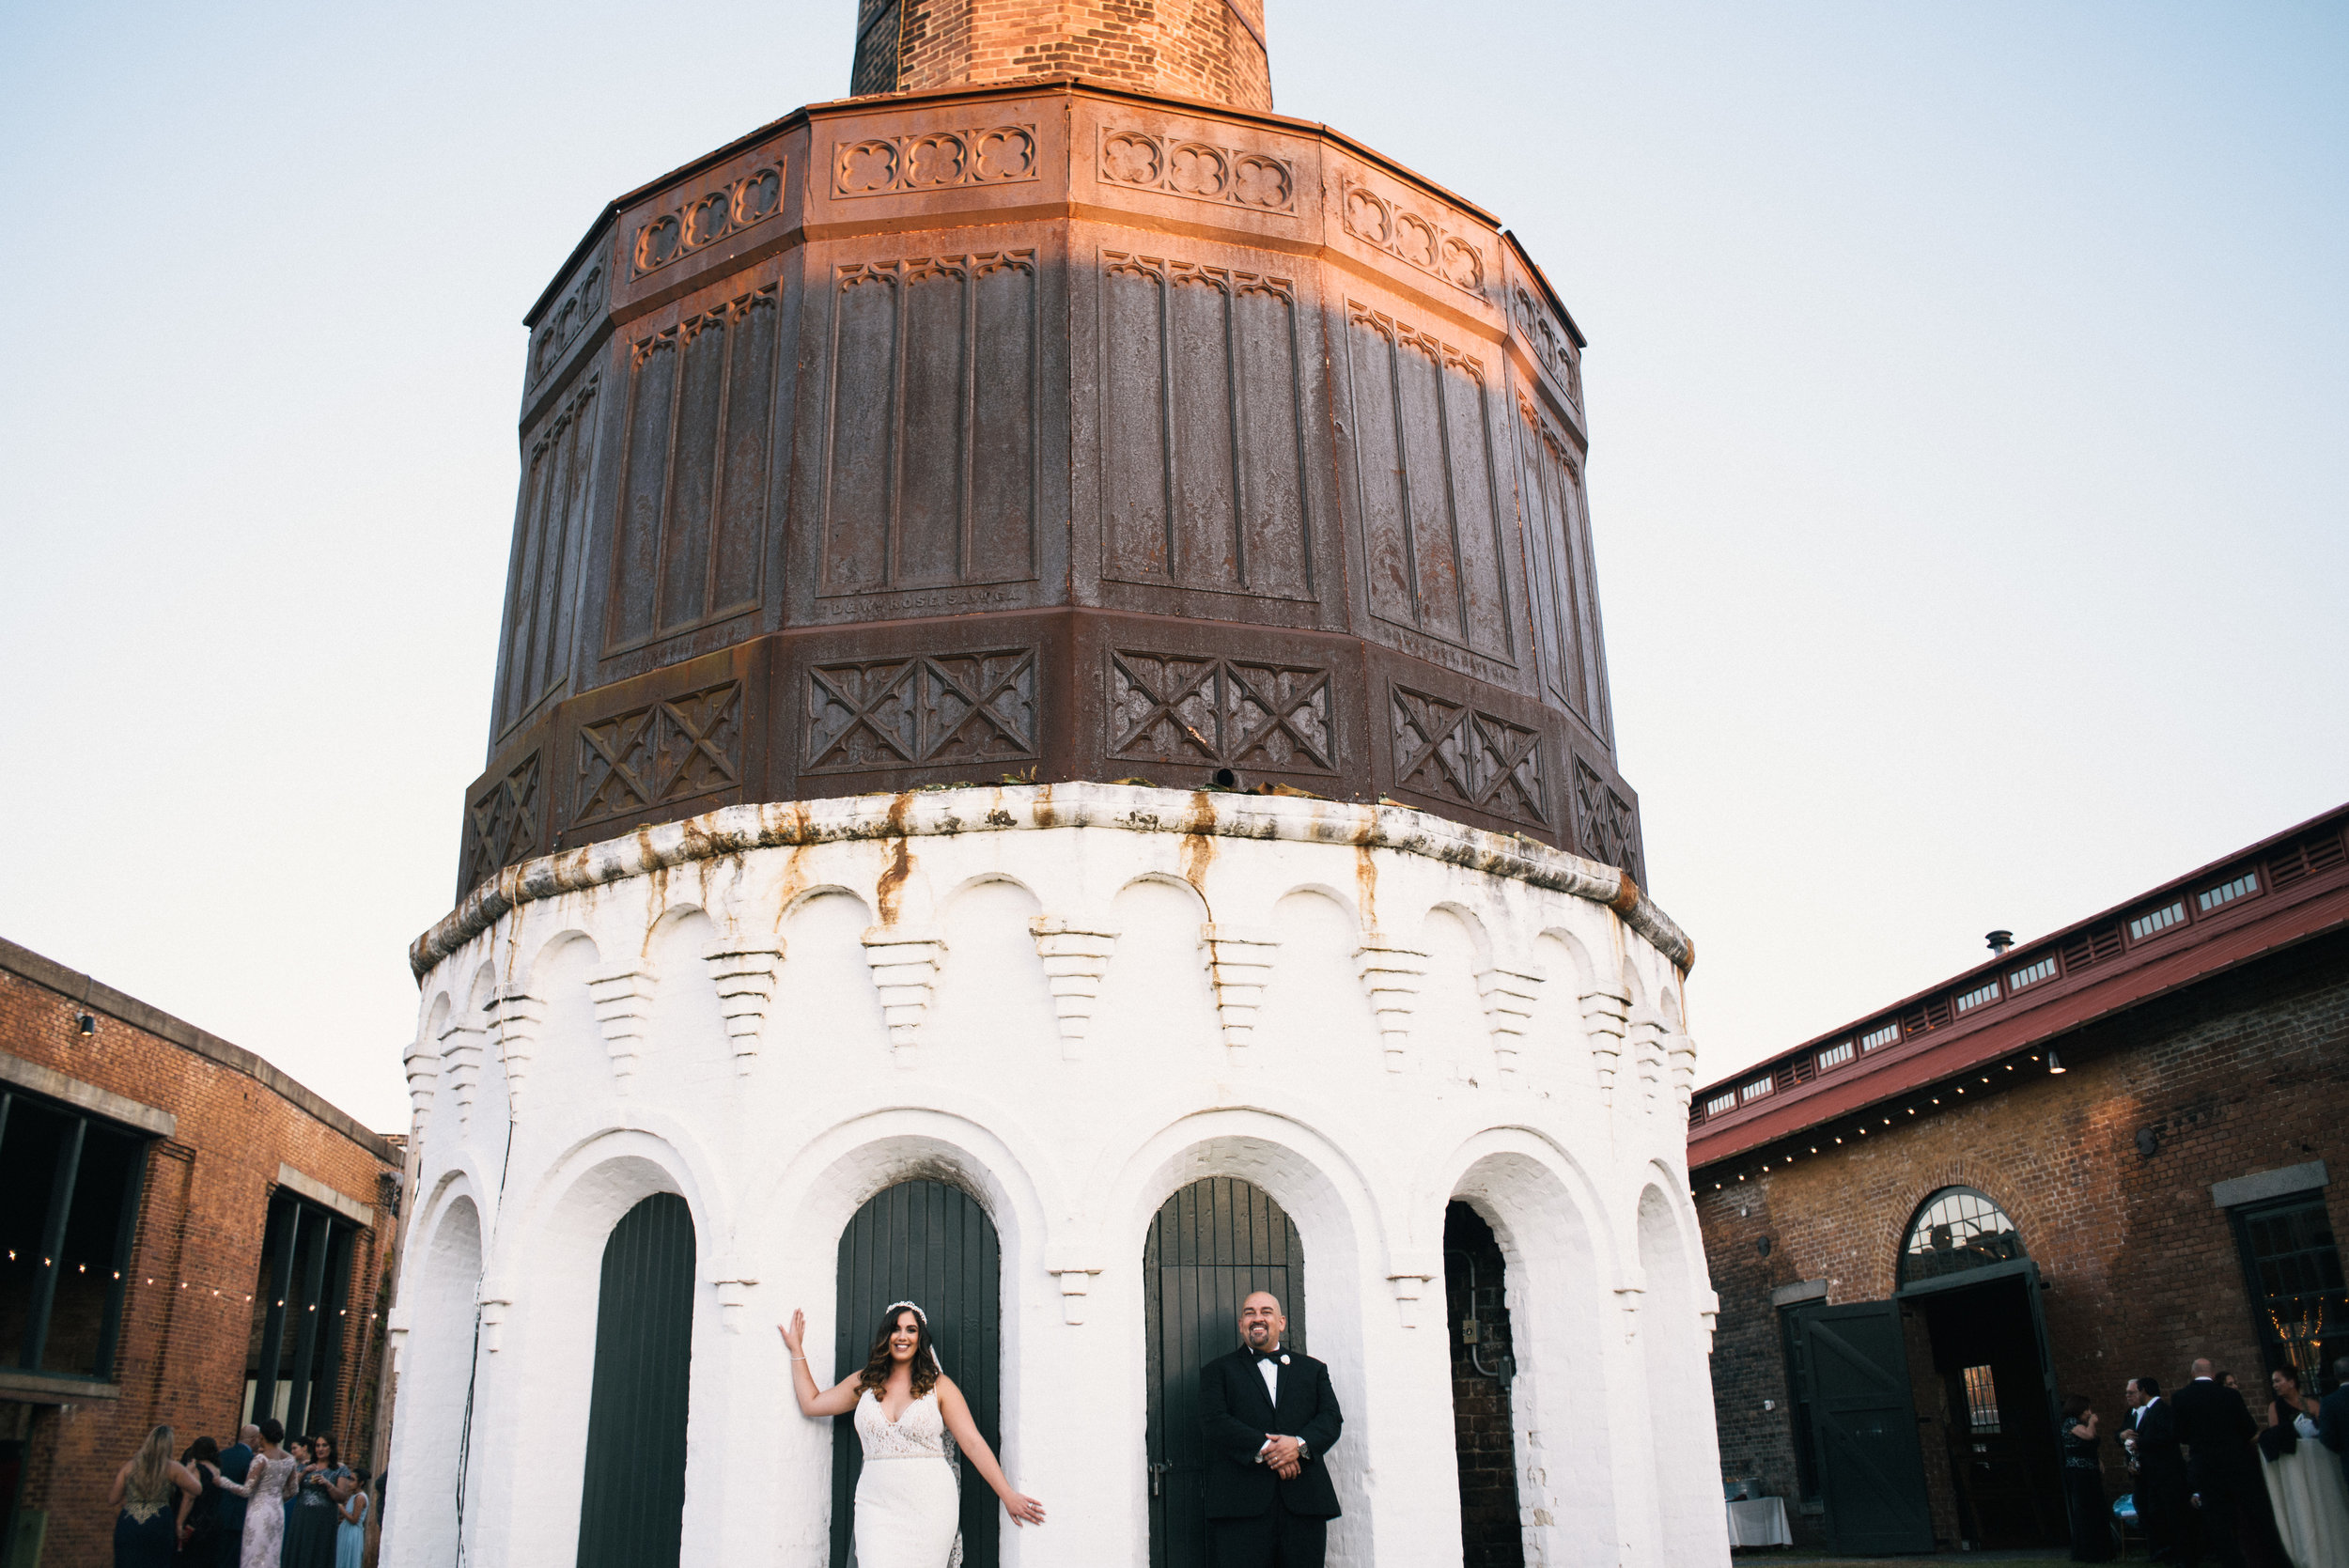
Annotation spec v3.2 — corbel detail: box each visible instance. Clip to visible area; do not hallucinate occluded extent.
[1664,1032,1700,1109]
[1200,925,1280,1050]
[1049,1265,1105,1326]
[1386,1251,1441,1328]
[1579,987,1629,1105]
[437,1013,486,1128]
[863,927,947,1059]
[1355,934,1427,1072]
[1030,918,1120,1059]
[401,1037,440,1139]
[1475,965,1545,1074]
[706,944,786,1071]
[587,961,660,1091]
[490,986,546,1117]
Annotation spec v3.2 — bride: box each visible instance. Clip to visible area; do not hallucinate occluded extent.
[783,1302,1044,1566]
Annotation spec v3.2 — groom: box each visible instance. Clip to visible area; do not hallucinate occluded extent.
[1198,1290,1343,1566]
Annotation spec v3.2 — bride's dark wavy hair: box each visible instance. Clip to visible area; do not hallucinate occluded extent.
[856,1306,941,1399]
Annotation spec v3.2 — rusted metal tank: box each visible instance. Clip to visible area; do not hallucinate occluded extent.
[459,38,1641,903]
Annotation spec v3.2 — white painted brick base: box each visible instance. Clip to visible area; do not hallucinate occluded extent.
[382,785,1729,1568]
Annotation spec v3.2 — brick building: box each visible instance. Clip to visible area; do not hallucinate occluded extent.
[1688,804,2349,1554]
[0,939,400,1568]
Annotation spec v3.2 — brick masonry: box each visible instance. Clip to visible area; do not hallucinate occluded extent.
[1444,1202,1524,1568]
[886,0,1273,110]
[0,939,398,1568]
[1696,928,2349,1548]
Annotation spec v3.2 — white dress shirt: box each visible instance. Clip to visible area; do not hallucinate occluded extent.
[1257,1351,1281,1406]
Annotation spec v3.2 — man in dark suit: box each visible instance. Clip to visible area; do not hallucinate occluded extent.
[2126,1376,2189,1562]
[2170,1359,2258,1568]
[2318,1356,2349,1494]
[213,1423,259,1550]
[1199,1291,1343,1567]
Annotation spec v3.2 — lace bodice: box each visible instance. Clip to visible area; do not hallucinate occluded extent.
[855,1387,950,1461]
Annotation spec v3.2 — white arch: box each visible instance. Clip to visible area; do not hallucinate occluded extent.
[467,1127,723,1568]
[1636,1177,1727,1568]
[381,1190,482,1568]
[1439,1128,1624,1568]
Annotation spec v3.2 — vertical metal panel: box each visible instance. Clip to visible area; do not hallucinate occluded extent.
[311,1222,354,1439]
[92,1139,148,1382]
[576,1193,696,1568]
[1144,1177,1305,1568]
[283,1215,334,1437]
[21,1117,84,1370]
[832,1179,1002,1568]
[254,1201,302,1421]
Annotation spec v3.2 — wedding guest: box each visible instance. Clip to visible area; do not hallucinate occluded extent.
[285,1436,350,1568]
[210,1428,257,1565]
[2257,1367,2349,1568]
[2062,1395,2116,1561]
[2174,1359,2261,1568]
[212,1418,300,1568]
[335,1474,369,1568]
[110,1425,200,1568]
[2127,1376,2189,1562]
[175,1437,226,1566]
[2320,1358,2349,1493]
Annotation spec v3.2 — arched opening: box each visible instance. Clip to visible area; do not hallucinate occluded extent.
[1444,1201,1523,1568]
[383,1196,481,1568]
[1143,1176,1306,1568]
[832,1179,1002,1568]
[575,1192,695,1568]
[1638,1187,1712,1568]
[1896,1188,2061,1550]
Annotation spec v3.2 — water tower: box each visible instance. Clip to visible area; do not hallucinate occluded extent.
[383,6,1723,1565]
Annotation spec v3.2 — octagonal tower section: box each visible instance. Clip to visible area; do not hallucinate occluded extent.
[464,77,1637,908]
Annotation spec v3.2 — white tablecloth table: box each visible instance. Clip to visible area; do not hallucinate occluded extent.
[1725,1496,1793,1547]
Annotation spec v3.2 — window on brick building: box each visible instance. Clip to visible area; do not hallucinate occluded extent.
[1899,1188,2024,1286]
[239,1190,362,1437]
[0,1089,151,1382]
[2230,1194,2345,1396]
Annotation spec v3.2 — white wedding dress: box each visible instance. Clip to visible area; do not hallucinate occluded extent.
[853,1387,963,1568]
[2263,1413,2349,1568]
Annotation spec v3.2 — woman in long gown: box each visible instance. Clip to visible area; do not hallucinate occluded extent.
[175,1437,226,1566]
[2059,1394,2115,1562]
[783,1302,1045,1566]
[2259,1367,2349,1568]
[212,1419,300,1568]
[109,1424,200,1568]
[284,1435,351,1568]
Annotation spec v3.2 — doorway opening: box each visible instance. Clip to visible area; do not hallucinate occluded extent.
[1897,1188,2062,1549]
[575,1192,695,1568]
[1143,1177,1305,1568]
[832,1179,1002,1568]
[1444,1201,1523,1568]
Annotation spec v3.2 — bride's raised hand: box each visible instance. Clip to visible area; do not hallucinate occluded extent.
[1003,1492,1046,1527]
[780,1310,806,1358]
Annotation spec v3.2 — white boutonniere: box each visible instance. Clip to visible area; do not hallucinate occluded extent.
[1280,1354,1291,1365]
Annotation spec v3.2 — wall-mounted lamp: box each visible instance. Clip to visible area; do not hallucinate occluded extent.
[2046,1048,2066,1074]
[74,1014,95,1036]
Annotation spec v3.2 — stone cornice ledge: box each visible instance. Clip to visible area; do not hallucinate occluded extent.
[411,784,1693,980]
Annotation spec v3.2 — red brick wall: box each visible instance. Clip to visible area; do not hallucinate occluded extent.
[0,954,397,1568]
[1444,1203,1524,1568]
[1697,929,2349,1549]
[892,0,1274,110]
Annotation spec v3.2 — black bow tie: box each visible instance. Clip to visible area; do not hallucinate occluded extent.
[1252,1348,1283,1362]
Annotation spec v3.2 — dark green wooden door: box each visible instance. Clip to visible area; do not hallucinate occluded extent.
[576,1192,695,1568]
[1144,1178,1306,1568]
[1798,1300,1935,1556]
[832,1180,1001,1568]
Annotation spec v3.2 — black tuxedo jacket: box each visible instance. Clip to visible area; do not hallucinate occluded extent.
[2131,1400,2186,1481]
[2170,1378,2256,1482]
[1198,1346,1344,1520]
[215,1442,256,1531]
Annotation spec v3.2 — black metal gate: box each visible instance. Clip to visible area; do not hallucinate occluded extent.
[1144,1178,1307,1568]
[1797,1300,1935,1555]
[832,1180,1002,1568]
[576,1192,695,1568]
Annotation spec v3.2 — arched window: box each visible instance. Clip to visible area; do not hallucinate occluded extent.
[1900,1188,2024,1284]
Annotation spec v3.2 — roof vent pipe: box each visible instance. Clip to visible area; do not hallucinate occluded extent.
[1985,929,2015,954]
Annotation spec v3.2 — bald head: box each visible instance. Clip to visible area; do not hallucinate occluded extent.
[2192,1358,2215,1378]
[240,1424,260,1445]
[1240,1291,1286,1353]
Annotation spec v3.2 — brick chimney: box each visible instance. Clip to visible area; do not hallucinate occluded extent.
[850,0,1273,110]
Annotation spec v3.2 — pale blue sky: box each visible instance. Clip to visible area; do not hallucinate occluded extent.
[2,2,2342,1130]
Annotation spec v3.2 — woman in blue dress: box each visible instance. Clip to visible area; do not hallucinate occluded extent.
[335,1473,370,1568]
